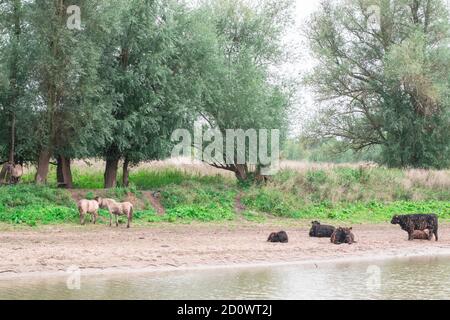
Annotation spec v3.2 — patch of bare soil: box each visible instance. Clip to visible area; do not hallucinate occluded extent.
[234,192,246,215]
[141,191,165,215]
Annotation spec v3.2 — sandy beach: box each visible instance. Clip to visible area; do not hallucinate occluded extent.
[1,222,450,279]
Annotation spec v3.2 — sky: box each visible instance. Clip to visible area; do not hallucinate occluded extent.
[283,0,322,137]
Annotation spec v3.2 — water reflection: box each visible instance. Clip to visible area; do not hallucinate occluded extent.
[1,256,450,300]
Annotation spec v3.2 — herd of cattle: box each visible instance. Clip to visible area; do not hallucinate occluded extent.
[77,195,440,245]
[268,214,440,245]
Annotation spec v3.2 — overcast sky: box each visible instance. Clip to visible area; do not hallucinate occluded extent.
[283,0,322,137]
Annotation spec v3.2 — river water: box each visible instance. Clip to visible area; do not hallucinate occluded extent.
[1,255,449,300]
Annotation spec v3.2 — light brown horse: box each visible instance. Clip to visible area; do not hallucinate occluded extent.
[0,163,23,184]
[95,197,133,228]
[77,199,100,225]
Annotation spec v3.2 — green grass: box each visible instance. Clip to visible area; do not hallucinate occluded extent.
[291,201,450,223]
[130,169,229,189]
[0,179,237,226]
[3,166,450,226]
[241,167,450,222]
[22,166,233,190]
[0,185,77,226]
[159,180,236,222]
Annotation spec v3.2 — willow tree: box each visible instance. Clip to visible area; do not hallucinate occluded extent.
[28,0,111,185]
[99,0,209,188]
[195,0,293,180]
[305,0,450,168]
[0,0,25,169]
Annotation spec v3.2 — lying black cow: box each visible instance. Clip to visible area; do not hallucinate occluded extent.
[331,227,355,245]
[309,221,336,238]
[391,214,438,241]
[267,231,288,243]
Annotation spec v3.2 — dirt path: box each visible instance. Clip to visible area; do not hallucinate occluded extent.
[141,191,165,215]
[0,222,449,278]
[234,192,246,215]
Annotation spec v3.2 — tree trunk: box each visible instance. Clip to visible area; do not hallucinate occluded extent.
[234,164,248,181]
[0,164,9,184]
[57,155,73,189]
[104,158,119,189]
[61,156,73,189]
[8,113,15,164]
[35,149,51,184]
[56,156,63,185]
[122,157,130,188]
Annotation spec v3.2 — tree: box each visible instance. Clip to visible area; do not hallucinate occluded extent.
[0,0,24,166]
[98,0,210,188]
[305,0,450,168]
[194,0,294,180]
[27,0,112,185]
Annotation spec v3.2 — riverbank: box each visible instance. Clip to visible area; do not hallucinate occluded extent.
[1,222,449,279]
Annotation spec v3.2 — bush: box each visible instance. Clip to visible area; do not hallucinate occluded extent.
[166,205,234,222]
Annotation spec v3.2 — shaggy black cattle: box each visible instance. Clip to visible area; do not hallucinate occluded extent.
[309,221,336,238]
[391,214,438,241]
[267,231,289,243]
[330,227,355,245]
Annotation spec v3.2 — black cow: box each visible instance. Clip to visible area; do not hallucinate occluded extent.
[309,221,336,238]
[267,231,289,243]
[391,214,438,241]
[330,227,355,245]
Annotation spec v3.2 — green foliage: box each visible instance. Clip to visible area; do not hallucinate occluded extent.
[161,181,236,210]
[2,165,450,226]
[129,169,228,190]
[292,201,450,223]
[18,166,233,190]
[242,166,450,221]
[166,206,234,222]
[96,0,215,175]
[305,0,450,169]
[0,205,78,226]
[85,191,95,200]
[283,137,382,163]
[0,185,77,225]
[191,0,293,177]
[306,170,328,185]
[0,185,73,207]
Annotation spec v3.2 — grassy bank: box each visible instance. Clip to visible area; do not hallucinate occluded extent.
[2,163,450,226]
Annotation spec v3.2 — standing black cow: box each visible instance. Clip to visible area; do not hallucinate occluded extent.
[391,214,438,241]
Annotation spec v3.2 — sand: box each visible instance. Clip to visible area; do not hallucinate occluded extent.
[0,222,449,279]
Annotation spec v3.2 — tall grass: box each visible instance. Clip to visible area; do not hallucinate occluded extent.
[130,169,231,189]
[240,167,450,222]
[21,163,234,190]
